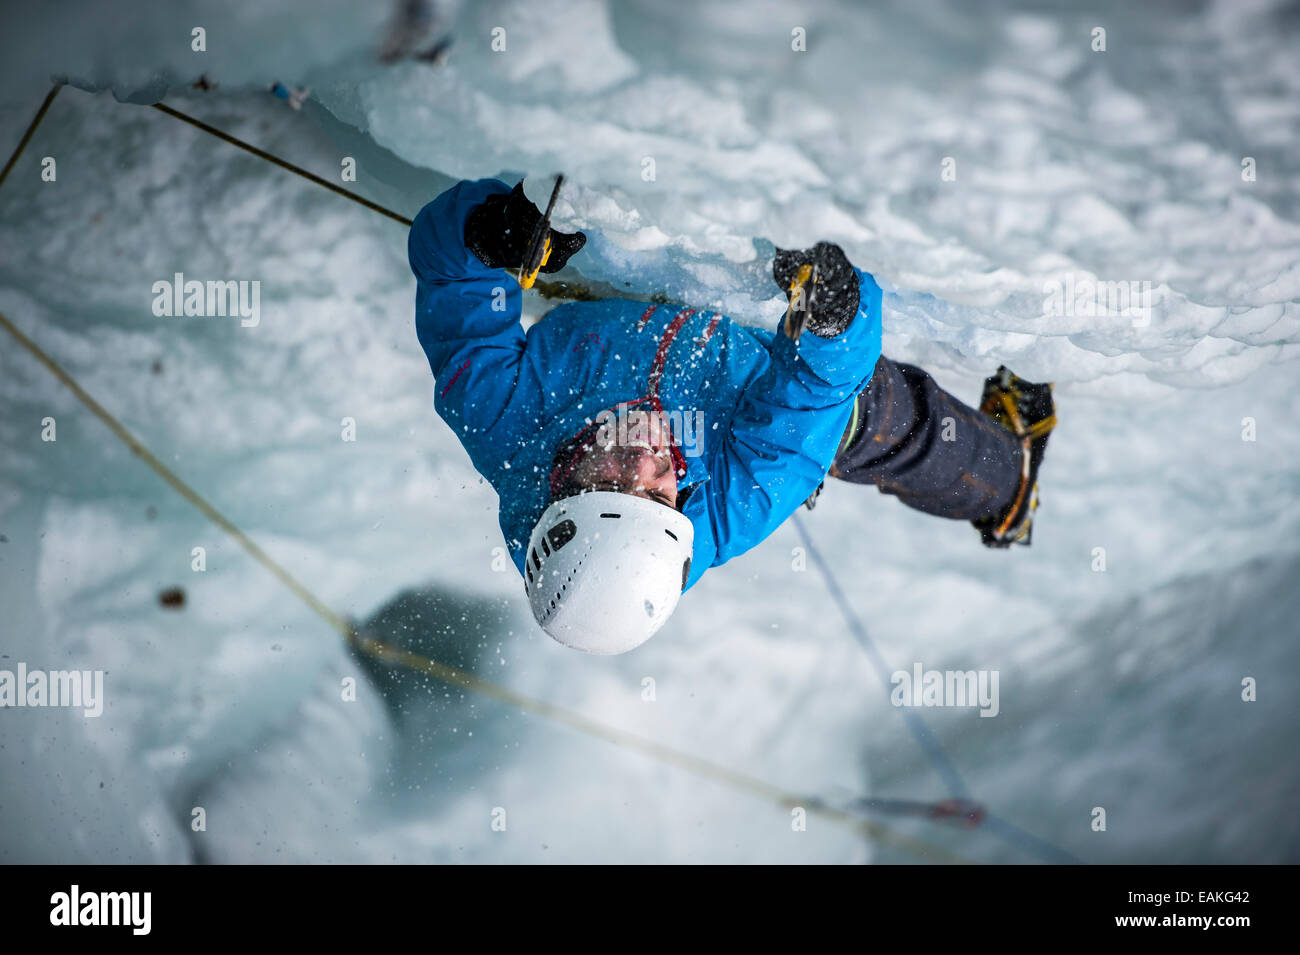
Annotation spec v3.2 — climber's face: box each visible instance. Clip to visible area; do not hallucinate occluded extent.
[581,442,678,509]
[572,408,679,509]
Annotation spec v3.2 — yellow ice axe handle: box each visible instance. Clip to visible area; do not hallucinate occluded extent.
[518,235,552,290]
[783,263,814,338]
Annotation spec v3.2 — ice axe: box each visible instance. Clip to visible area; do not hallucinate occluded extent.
[517,174,565,290]
[782,261,819,342]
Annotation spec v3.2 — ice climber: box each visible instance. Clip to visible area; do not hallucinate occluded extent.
[409,178,1057,654]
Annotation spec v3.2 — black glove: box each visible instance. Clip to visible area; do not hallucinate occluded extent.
[773,241,861,338]
[464,181,586,273]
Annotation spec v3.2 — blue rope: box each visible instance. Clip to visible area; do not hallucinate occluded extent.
[792,513,970,797]
[791,512,1083,864]
[982,814,1083,865]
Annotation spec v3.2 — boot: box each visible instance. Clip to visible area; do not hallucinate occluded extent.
[971,366,1057,548]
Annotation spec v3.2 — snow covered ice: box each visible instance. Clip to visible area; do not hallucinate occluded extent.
[1,0,1298,863]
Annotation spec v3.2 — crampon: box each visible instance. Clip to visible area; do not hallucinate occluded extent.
[972,366,1057,548]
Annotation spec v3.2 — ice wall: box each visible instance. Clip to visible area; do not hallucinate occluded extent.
[1,0,1298,863]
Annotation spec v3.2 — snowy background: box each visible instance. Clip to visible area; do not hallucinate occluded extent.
[1,0,1298,863]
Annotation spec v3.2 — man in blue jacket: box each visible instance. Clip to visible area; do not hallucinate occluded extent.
[410,178,1055,654]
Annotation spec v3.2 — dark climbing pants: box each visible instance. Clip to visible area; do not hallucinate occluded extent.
[830,356,1022,521]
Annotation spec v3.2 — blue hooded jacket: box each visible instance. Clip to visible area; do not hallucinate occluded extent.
[409,178,883,591]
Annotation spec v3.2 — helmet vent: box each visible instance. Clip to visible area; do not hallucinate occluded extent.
[664,529,678,541]
[599,512,621,519]
[536,555,585,623]
[547,519,577,551]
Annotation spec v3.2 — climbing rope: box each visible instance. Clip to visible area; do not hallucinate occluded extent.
[151,101,413,227]
[0,84,61,191]
[0,81,1076,863]
[792,515,1083,863]
[151,101,624,305]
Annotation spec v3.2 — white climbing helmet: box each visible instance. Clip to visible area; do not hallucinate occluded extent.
[524,491,695,655]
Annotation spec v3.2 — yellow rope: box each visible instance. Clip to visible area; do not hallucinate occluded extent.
[0,310,353,639]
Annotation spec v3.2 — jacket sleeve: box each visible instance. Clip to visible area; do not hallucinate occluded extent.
[409,178,527,469]
[701,269,884,568]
